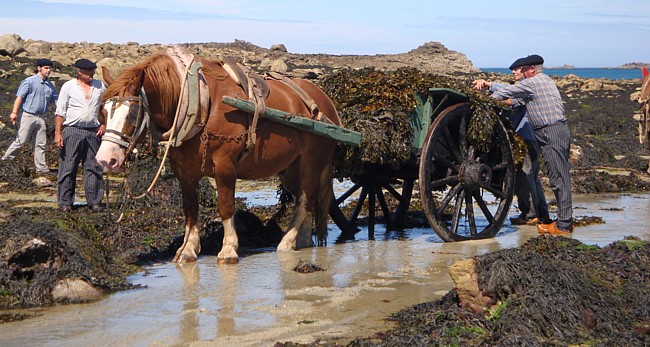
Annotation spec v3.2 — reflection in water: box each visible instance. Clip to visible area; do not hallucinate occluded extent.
[0,194,648,346]
[177,263,200,342]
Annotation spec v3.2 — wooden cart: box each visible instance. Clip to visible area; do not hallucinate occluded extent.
[223,87,515,242]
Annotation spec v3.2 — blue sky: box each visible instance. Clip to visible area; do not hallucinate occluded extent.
[1,0,649,67]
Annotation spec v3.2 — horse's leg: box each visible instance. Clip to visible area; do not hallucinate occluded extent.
[278,157,328,251]
[290,146,336,249]
[214,166,240,264]
[277,191,310,251]
[173,175,202,263]
[314,164,334,245]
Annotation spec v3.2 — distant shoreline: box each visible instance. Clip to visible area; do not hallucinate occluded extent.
[480,67,644,80]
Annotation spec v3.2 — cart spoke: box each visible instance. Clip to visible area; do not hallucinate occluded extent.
[429,175,460,190]
[482,184,506,199]
[350,187,368,222]
[473,190,495,225]
[335,181,362,204]
[450,188,464,234]
[465,190,477,237]
[436,183,462,217]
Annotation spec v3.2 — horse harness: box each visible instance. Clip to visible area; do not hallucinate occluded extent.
[104,46,331,171]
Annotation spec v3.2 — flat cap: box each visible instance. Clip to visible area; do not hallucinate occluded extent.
[74,58,97,69]
[509,54,544,70]
[36,58,53,67]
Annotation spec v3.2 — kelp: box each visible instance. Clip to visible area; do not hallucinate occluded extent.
[318,67,522,179]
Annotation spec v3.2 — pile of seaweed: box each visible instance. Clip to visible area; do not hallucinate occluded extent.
[317,67,522,179]
[346,236,650,346]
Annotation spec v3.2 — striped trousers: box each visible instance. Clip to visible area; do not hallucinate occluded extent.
[57,126,104,207]
[535,122,573,229]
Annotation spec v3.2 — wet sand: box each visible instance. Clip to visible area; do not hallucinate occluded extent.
[0,193,648,346]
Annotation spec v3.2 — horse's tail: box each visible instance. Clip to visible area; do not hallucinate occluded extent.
[314,163,334,246]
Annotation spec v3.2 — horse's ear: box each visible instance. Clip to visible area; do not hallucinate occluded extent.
[642,67,649,80]
[125,70,145,96]
[101,66,114,86]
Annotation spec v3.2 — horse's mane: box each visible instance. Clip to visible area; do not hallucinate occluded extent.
[102,54,181,117]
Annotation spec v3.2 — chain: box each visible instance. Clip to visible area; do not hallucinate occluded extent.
[200,129,248,171]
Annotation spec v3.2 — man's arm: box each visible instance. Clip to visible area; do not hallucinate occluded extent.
[54,115,65,148]
[8,96,23,124]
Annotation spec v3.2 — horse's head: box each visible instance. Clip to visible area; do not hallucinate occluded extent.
[96,67,149,173]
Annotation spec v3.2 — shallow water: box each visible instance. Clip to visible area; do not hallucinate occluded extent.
[0,193,648,346]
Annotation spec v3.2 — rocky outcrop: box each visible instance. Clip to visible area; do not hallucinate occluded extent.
[6,34,477,78]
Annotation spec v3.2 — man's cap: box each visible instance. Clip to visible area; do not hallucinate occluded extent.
[509,54,544,70]
[74,58,97,69]
[36,58,53,67]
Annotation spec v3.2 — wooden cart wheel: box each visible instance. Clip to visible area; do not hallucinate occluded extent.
[329,164,415,241]
[418,102,514,241]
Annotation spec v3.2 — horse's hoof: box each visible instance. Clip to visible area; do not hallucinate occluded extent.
[217,257,239,265]
[173,254,197,263]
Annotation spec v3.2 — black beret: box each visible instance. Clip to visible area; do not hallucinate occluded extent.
[509,54,544,70]
[36,58,53,67]
[74,58,97,69]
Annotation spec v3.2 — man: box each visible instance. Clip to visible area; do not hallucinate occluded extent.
[474,59,549,227]
[2,58,58,177]
[474,54,573,235]
[54,58,106,212]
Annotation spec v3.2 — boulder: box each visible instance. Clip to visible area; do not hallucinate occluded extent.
[269,43,288,52]
[0,33,26,57]
[51,279,103,302]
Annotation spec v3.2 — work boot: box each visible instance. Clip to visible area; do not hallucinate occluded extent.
[537,221,573,235]
[537,221,555,234]
[509,215,528,225]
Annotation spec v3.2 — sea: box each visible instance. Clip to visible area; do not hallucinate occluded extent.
[481,68,643,80]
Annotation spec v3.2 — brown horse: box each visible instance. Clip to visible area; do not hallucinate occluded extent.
[96,48,340,264]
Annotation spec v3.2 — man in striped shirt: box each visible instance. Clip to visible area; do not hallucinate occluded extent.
[474,54,573,234]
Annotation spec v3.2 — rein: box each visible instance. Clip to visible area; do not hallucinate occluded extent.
[104,55,195,203]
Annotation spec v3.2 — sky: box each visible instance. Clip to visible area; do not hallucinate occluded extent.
[1,0,649,68]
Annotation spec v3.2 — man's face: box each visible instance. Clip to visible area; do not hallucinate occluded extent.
[521,65,535,78]
[77,68,96,81]
[38,65,52,78]
[511,67,524,81]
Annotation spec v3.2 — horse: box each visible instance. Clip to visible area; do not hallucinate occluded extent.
[96,47,341,264]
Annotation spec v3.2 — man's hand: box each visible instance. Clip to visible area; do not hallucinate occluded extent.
[54,132,64,148]
[96,124,105,137]
[9,112,18,124]
[473,79,491,90]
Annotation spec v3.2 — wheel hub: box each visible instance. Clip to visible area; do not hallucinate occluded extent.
[460,161,492,190]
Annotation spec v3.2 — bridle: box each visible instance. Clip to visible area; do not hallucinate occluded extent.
[102,91,151,155]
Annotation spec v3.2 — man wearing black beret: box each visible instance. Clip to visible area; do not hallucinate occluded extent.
[54,58,106,212]
[473,54,573,235]
[2,58,58,182]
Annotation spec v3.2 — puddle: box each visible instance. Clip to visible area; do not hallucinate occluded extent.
[0,193,648,346]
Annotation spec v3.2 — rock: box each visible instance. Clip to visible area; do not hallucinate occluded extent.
[0,33,26,57]
[25,41,52,55]
[7,238,50,267]
[269,43,287,52]
[448,258,492,313]
[32,176,55,188]
[51,279,103,302]
[270,59,288,73]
